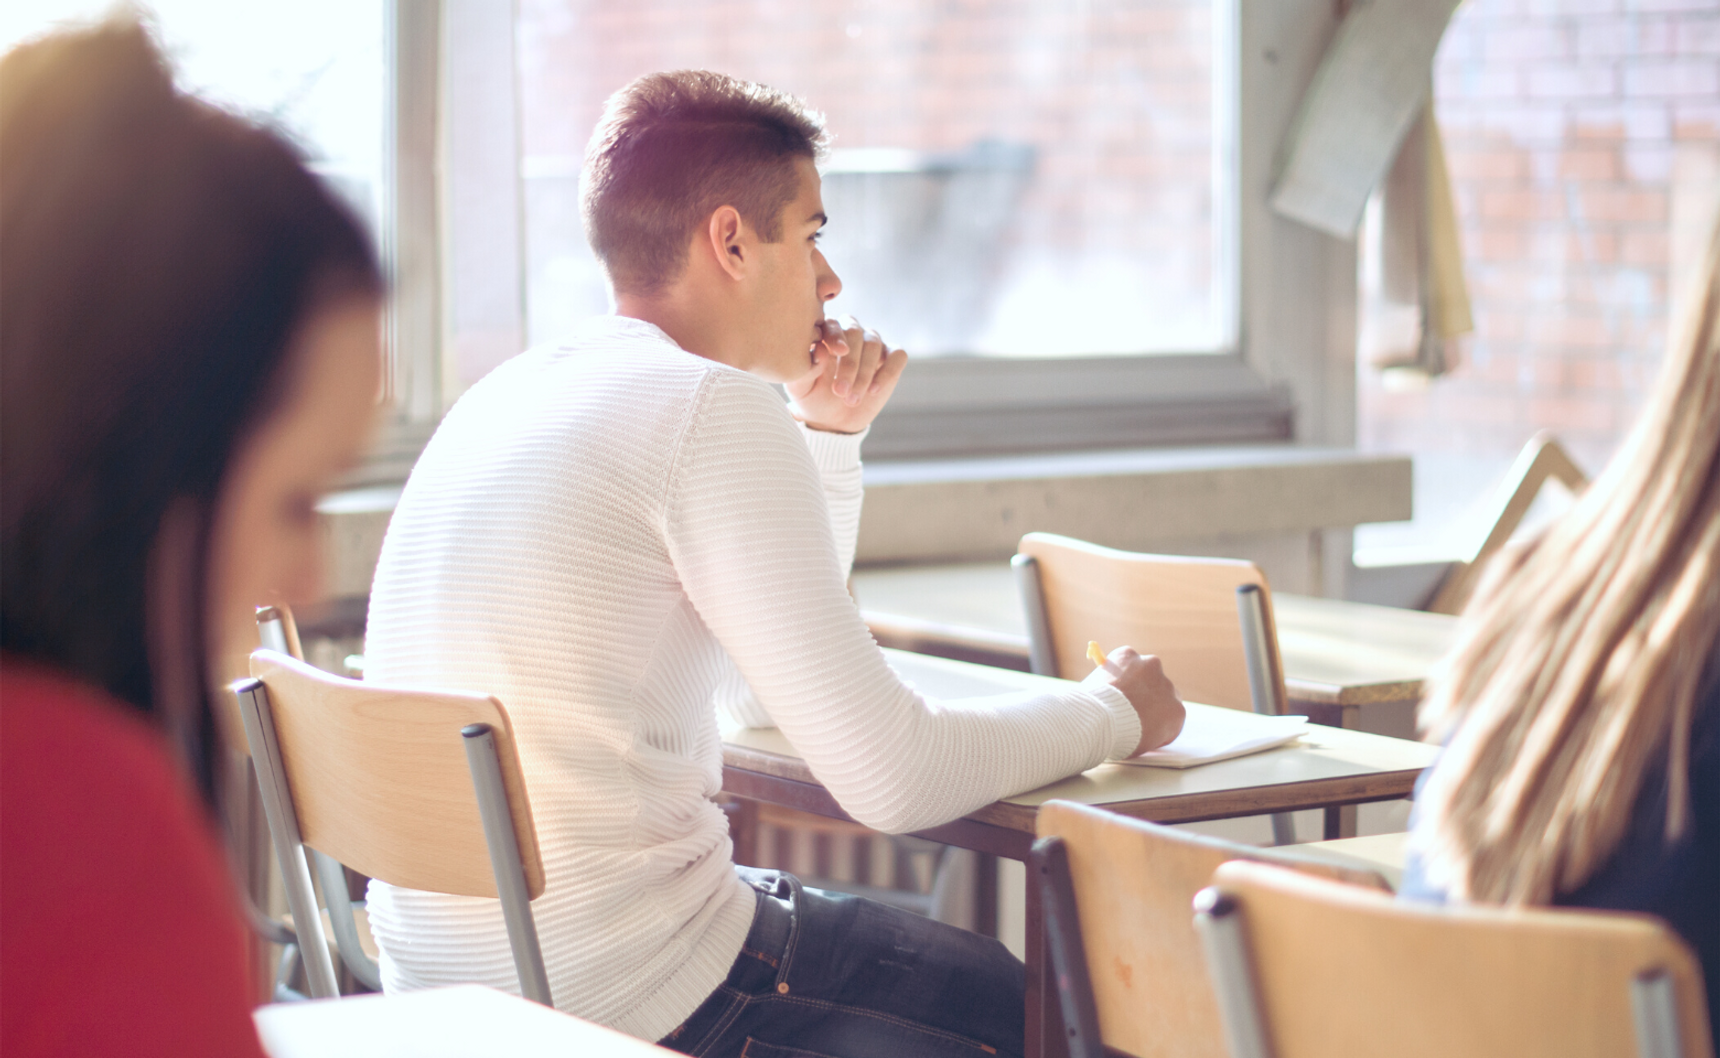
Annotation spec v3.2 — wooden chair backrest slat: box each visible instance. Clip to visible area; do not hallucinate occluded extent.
[1212,859,1714,1058]
[1427,430,1590,615]
[248,649,546,900]
[1019,533,1285,712]
[1037,801,1388,1058]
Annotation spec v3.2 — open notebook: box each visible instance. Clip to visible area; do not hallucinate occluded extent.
[1121,709,1309,769]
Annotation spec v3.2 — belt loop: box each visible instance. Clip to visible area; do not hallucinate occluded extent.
[772,873,802,993]
[735,867,799,992]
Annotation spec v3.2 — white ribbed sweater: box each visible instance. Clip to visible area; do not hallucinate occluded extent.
[362,316,1140,1041]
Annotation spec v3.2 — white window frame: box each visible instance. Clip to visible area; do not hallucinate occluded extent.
[367,0,1358,481]
[359,0,442,486]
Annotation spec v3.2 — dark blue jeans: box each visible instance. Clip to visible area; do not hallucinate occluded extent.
[658,868,1025,1058]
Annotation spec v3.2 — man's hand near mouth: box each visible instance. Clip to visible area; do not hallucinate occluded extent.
[787,315,908,434]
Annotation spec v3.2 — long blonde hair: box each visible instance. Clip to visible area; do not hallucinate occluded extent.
[1414,220,1720,905]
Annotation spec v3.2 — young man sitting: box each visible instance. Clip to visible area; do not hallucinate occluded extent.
[362,70,1184,1058]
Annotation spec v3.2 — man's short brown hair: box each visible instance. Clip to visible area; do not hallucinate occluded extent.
[581,70,828,295]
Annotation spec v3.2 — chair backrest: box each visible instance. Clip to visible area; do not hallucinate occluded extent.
[1017,532,1286,713]
[1427,429,1589,615]
[1198,859,1714,1058]
[1033,800,1389,1058]
[247,649,545,900]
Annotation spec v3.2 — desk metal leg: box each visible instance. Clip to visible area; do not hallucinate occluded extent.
[1292,702,1363,840]
[1331,703,1364,839]
[975,852,999,938]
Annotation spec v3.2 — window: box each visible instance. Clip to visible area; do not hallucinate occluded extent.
[1356,0,1720,566]
[516,0,1226,360]
[3,1,387,248]
[498,0,1295,458]
[12,2,1348,467]
[3,0,406,474]
[3,0,449,485]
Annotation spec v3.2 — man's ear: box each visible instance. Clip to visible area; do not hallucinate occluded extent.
[706,205,748,282]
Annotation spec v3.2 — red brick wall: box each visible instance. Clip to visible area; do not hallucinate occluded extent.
[516,0,1216,353]
[517,0,1718,470]
[1360,0,1720,480]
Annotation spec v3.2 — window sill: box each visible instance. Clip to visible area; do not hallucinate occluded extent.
[861,353,1291,459]
[315,443,1410,599]
[856,444,1410,565]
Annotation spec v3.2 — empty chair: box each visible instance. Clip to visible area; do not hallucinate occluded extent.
[1031,800,1389,1058]
[1195,859,1714,1058]
[1016,532,1295,843]
[235,648,552,1005]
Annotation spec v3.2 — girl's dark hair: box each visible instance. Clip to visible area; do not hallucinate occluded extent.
[0,18,383,805]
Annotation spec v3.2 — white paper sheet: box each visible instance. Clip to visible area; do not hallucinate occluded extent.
[1121,710,1309,769]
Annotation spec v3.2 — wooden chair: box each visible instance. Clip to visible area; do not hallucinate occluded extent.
[1030,800,1389,1058]
[1195,859,1714,1058]
[1014,532,1286,714]
[1015,532,1295,843]
[1425,430,1589,615]
[236,648,552,1005]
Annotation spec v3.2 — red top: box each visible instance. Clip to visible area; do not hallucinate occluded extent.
[1,659,268,1057]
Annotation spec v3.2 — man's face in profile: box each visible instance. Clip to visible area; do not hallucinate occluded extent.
[745,156,843,383]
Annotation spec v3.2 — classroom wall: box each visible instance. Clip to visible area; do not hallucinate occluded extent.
[1357,0,1720,556]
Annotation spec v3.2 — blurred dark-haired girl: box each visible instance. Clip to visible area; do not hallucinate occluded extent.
[1,17,383,1054]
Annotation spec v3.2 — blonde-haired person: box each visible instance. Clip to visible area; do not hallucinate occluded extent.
[1401,220,1720,1023]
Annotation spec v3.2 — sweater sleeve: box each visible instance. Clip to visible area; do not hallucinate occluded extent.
[713,420,867,730]
[666,371,1140,834]
[798,422,866,574]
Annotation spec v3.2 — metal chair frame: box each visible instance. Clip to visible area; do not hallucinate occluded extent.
[1014,551,1296,844]
[253,607,381,996]
[234,664,552,1006]
[1030,835,1106,1058]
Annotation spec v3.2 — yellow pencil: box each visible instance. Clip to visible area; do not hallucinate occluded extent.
[1087,641,1109,670]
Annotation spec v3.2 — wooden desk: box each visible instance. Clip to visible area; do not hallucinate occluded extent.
[724,655,1437,854]
[852,562,1459,729]
[255,985,670,1057]
[722,649,1438,1058]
